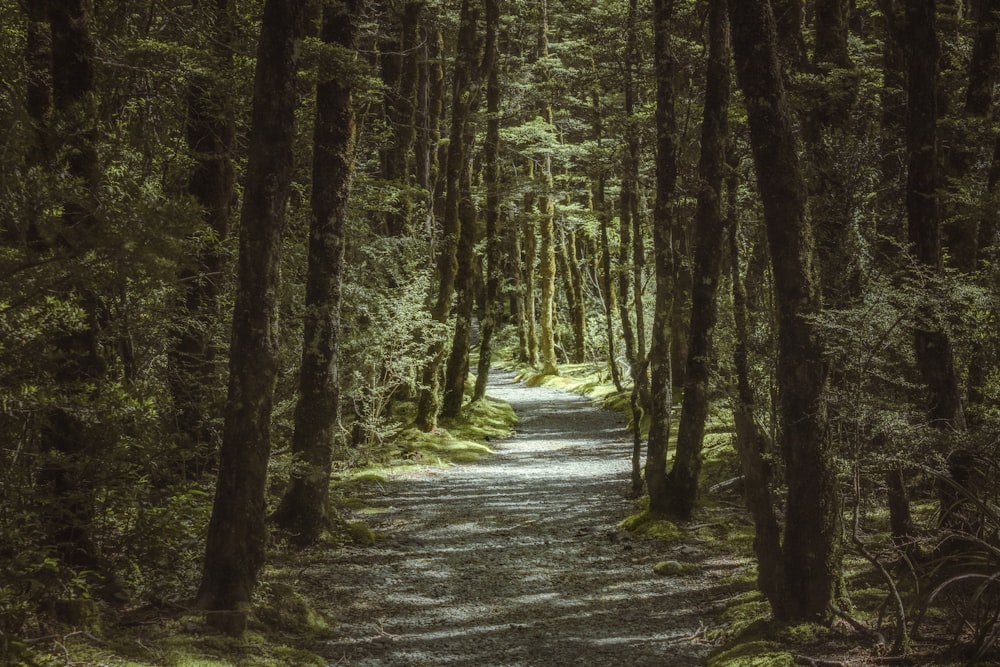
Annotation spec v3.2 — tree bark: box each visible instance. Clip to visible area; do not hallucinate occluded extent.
[645,0,678,515]
[905,0,966,430]
[729,0,841,622]
[667,0,730,520]
[474,0,501,402]
[38,0,105,577]
[272,0,358,546]
[415,0,481,429]
[196,0,308,635]
[597,177,623,392]
[168,0,236,479]
[381,0,424,236]
[442,120,480,418]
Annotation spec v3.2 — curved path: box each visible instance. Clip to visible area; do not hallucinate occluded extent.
[312,369,736,666]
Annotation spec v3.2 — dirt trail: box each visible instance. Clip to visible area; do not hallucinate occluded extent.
[311,369,739,666]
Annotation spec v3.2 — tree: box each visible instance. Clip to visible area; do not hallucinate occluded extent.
[473,0,502,402]
[904,0,965,431]
[273,0,359,546]
[645,0,678,515]
[666,0,730,520]
[36,0,107,582]
[537,0,559,377]
[196,0,309,634]
[415,0,482,430]
[167,0,236,479]
[729,0,841,622]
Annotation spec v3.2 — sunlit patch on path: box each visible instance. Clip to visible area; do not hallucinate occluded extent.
[310,369,738,666]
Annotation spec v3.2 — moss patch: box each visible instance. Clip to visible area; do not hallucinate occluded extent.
[617,510,683,542]
[707,640,795,667]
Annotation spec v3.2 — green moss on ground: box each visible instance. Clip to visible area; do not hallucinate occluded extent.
[618,510,683,542]
[707,640,795,667]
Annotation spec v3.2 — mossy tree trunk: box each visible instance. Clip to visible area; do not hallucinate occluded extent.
[415,0,481,430]
[666,0,730,520]
[167,0,236,480]
[729,0,841,623]
[37,0,105,576]
[904,0,966,432]
[622,0,647,497]
[536,0,558,376]
[522,183,539,366]
[272,0,358,547]
[727,153,786,617]
[442,119,480,418]
[645,0,677,515]
[474,0,501,402]
[567,228,587,363]
[196,0,308,635]
[381,0,424,237]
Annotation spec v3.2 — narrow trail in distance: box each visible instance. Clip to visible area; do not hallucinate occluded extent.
[309,369,741,666]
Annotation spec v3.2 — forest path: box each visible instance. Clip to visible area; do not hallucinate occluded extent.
[311,369,739,666]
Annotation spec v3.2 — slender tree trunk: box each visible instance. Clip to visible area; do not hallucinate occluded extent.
[568,229,587,362]
[905,0,966,431]
[272,0,358,546]
[597,177,623,392]
[645,0,678,515]
[442,121,480,418]
[523,187,539,365]
[537,2,558,376]
[667,0,730,520]
[382,0,424,236]
[729,0,840,622]
[196,0,308,634]
[38,0,105,577]
[415,0,480,429]
[168,0,236,479]
[474,0,501,402]
[809,0,861,310]
[622,0,647,497]
[416,26,444,241]
[728,160,785,614]
[877,1,908,261]
[21,0,51,252]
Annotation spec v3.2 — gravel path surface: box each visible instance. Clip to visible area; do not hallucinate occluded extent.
[314,369,739,666]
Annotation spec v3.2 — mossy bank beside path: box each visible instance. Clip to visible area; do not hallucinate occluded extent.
[312,369,739,666]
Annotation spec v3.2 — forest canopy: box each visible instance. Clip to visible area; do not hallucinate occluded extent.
[1,0,999,662]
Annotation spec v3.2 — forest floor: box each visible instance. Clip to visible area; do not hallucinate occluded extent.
[301,368,746,666]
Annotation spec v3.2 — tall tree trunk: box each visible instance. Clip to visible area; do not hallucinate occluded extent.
[729,0,841,622]
[568,229,587,363]
[536,0,558,376]
[415,0,480,429]
[645,0,678,515]
[168,0,236,479]
[382,0,424,236]
[809,0,861,310]
[597,177,623,392]
[943,0,1000,272]
[272,0,358,546]
[523,185,539,365]
[667,0,730,520]
[416,26,444,241]
[877,1,908,261]
[771,0,808,69]
[728,157,785,615]
[442,121,480,418]
[196,0,308,635]
[38,0,105,577]
[622,0,648,497]
[21,0,51,252]
[474,0,501,402]
[905,0,966,431]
